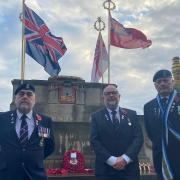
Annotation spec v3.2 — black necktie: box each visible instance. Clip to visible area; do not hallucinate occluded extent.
[162,97,168,110]
[111,111,119,126]
[20,114,28,147]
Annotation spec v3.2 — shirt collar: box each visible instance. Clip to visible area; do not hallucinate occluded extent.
[106,107,119,114]
[160,96,169,99]
[16,110,33,120]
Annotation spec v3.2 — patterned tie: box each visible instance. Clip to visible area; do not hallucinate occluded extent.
[111,110,119,126]
[19,114,28,147]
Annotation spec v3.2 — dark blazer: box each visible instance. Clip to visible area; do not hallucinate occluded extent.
[90,107,143,178]
[144,97,180,178]
[0,110,55,180]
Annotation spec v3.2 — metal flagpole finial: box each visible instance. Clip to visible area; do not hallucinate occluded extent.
[94,17,105,32]
[103,0,116,11]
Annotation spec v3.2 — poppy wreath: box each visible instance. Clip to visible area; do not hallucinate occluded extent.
[62,150,85,173]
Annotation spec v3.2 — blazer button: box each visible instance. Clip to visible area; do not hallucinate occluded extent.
[22,148,26,152]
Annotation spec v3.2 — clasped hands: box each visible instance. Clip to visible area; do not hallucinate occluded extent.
[113,156,127,170]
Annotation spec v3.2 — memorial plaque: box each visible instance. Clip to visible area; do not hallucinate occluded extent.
[59,86,76,104]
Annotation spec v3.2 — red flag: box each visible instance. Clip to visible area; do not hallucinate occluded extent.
[91,32,108,82]
[110,17,152,49]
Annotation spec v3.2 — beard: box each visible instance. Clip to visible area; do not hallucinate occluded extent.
[18,102,31,114]
[106,100,118,110]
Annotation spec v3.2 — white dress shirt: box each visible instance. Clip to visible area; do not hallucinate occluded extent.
[16,110,35,139]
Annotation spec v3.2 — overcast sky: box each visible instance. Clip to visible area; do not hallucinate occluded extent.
[0,0,180,114]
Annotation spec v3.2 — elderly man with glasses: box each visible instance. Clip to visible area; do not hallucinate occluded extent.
[90,85,143,180]
[144,69,180,180]
[0,83,55,180]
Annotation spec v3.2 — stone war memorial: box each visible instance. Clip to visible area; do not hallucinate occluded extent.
[11,76,155,180]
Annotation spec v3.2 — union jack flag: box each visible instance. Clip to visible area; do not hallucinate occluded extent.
[24,4,67,76]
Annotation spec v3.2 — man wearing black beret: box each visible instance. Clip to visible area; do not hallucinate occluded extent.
[144,70,180,180]
[0,83,55,180]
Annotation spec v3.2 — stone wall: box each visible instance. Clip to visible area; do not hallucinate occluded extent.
[11,76,153,169]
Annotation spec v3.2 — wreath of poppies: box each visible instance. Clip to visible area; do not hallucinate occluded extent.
[62,150,85,173]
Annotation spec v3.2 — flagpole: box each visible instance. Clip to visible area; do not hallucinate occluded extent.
[103,0,115,84]
[94,17,105,83]
[20,0,26,80]
[108,8,110,84]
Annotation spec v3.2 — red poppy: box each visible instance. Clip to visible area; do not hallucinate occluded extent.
[36,114,42,121]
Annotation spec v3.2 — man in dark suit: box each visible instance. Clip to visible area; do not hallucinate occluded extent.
[144,69,180,180]
[90,85,143,180]
[0,83,55,180]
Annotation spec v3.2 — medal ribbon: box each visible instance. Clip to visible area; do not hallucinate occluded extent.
[156,90,176,180]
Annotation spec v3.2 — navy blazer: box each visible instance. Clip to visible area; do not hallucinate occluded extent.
[90,107,143,177]
[144,97,180,178]
[0,110,55,180]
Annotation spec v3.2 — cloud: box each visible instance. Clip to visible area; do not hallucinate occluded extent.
[0,0,180,115]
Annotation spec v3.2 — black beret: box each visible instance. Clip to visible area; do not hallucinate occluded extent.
[15,83,35,95]
[153,69,172,82]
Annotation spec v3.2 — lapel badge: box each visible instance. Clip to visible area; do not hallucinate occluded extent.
[178,106,180,115]
[127,118,132,126]
[10,113,15,124]
[154,107,157,114]
[170,105,175,112]
[154,107,159,117]
[121,109,131,125]
[105,114,109,121]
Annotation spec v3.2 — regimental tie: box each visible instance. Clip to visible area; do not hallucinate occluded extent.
[162,97,168,110]
[111,110,119,127]
[19,114,28,147]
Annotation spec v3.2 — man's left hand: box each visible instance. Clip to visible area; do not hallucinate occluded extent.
[113,156,127,170]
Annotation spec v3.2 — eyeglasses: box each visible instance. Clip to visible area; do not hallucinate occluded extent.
[17,91,34,97]
[155,78,172,84]
[104,91,118,96]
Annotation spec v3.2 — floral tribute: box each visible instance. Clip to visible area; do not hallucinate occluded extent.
[62,150,85,173]
[47,150,94,175]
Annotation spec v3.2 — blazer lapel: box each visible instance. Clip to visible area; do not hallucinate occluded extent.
[28,112,38,143]
[119,108,132,127]
[9,110,21,145]
[103,108,115,129]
